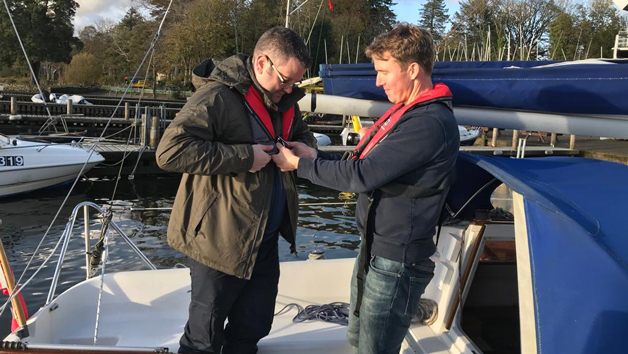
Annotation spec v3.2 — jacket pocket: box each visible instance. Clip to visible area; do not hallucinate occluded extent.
[187,191,219,238]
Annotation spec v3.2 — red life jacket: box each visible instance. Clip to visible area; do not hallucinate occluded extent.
[244,85,295,140]
[0,260,29,332]
[353,83,453,160]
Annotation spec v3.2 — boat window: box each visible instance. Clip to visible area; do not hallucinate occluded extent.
[489,183,513,219]
[460,235,520,354]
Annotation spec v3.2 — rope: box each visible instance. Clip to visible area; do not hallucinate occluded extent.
[127,146,147,181]
[275,302,350,326]
[0,225,65,317]
[5,0,175,313]
[93,223,110,345]
[101,123,135,140]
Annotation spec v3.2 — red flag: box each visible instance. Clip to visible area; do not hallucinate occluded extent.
[328,0,333,11]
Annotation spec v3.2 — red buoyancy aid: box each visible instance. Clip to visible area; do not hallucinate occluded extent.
[353,83,453,159]
[244,86,295,140]
[0,262,29,332]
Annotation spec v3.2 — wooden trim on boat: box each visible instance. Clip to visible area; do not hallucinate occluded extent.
[513,192,538,354]
[0,240,28,330]
[0,342,172,354]
[445,222,486,330]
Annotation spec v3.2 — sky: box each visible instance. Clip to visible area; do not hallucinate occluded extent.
[73,0,462,34]
[74,0,136,32]
[393,0,461,25]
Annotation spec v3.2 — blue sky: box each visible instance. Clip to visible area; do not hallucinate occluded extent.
[392,0,460,25]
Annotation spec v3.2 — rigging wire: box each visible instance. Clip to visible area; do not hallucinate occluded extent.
[0,0,176,314]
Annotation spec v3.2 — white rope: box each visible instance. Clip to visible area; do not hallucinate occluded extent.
[6,0,176,311]
[0,224,66,317]
[93,228,110,345]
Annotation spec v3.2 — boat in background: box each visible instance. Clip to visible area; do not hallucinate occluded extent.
[314,132,331,146]
[0,134,104,198]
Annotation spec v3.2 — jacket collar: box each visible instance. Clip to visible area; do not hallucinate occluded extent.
[246,57,305,113]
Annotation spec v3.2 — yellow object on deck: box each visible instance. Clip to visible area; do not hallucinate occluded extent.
[351,116,362,133]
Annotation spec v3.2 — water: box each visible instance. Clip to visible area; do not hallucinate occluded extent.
[0,176,360,338]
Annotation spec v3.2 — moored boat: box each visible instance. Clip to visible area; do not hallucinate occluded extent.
[0,134,105,198]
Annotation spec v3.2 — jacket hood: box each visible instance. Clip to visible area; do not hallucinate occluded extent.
[192,54,305,112]
[191,55,251,92]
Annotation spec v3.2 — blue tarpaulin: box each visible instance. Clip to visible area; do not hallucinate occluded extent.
[320,61,628,115]
[454,153,628,353]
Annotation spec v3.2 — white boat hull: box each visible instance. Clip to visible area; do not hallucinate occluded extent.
[0,136,105,197]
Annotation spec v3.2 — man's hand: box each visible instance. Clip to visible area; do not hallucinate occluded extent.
[249,144,274,172]
[271,143,300,172]
[285,141,317,159]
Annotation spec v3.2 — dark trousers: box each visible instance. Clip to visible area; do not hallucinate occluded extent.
[179,236,280,354]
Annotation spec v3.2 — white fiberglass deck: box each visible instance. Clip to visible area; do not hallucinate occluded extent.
[15,258,355,354]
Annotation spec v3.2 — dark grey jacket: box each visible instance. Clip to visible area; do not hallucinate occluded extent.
[299,99,459,263]
[156,55,316,279]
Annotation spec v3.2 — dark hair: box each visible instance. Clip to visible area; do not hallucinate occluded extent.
[254,26,312,68]
[365,23,435,74]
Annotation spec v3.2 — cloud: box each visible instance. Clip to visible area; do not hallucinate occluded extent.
[74,0,135,33]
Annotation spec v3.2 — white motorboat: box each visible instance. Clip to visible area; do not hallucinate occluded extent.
[313,132,332,146]
[0,134,105,198]
[458,126,480,146]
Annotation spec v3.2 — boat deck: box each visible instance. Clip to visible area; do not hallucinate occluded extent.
[11,259,356,354]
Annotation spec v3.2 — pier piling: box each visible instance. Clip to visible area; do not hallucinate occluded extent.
[150,116,160,149]
[10,96,17,115]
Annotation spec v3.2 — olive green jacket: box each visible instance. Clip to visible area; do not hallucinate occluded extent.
[156,54,316,279]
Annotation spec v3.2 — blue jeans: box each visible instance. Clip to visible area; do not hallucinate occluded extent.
[347,255,435,354]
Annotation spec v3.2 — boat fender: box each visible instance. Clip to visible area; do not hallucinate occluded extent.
[310,92,317,112]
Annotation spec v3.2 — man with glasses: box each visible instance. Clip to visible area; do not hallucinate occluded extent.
[156,26,315,354]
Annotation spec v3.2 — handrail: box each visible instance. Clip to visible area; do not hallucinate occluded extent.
[46,202,157,305]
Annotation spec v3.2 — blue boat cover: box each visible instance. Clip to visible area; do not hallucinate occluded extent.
[320,61,628,115]
[455,153,628,353]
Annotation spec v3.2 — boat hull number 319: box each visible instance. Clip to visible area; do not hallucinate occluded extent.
[0,156,24,166]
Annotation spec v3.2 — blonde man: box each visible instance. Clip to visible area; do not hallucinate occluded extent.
[272,23,459,353]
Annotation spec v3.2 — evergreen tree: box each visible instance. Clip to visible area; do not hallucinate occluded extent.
[419,0,449,40]
[0,0,79,81]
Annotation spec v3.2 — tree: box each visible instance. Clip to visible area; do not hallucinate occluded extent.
[419,0,449,41]
[120,7,145,31]
[588,0,626,57]
[549,0,625,60]
[499,0,560,60]
[65,52,102,86]
[0,0,79,82]
[161,0,239,83]
[450,0,499,59]
[549,11,580,59]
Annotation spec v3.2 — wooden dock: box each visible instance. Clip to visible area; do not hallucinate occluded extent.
[84,140,580,178]
[87,141,161,177]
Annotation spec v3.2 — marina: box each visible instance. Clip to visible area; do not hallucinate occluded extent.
[1,0,628,351]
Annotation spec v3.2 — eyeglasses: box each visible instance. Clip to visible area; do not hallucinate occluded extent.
[266,55,301,88]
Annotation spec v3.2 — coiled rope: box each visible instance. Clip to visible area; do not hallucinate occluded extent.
[275,302,350,326]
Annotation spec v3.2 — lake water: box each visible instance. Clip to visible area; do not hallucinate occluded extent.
[0,176,360,338]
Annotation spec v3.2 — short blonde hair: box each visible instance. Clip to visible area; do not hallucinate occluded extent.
[365,23,435,75]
